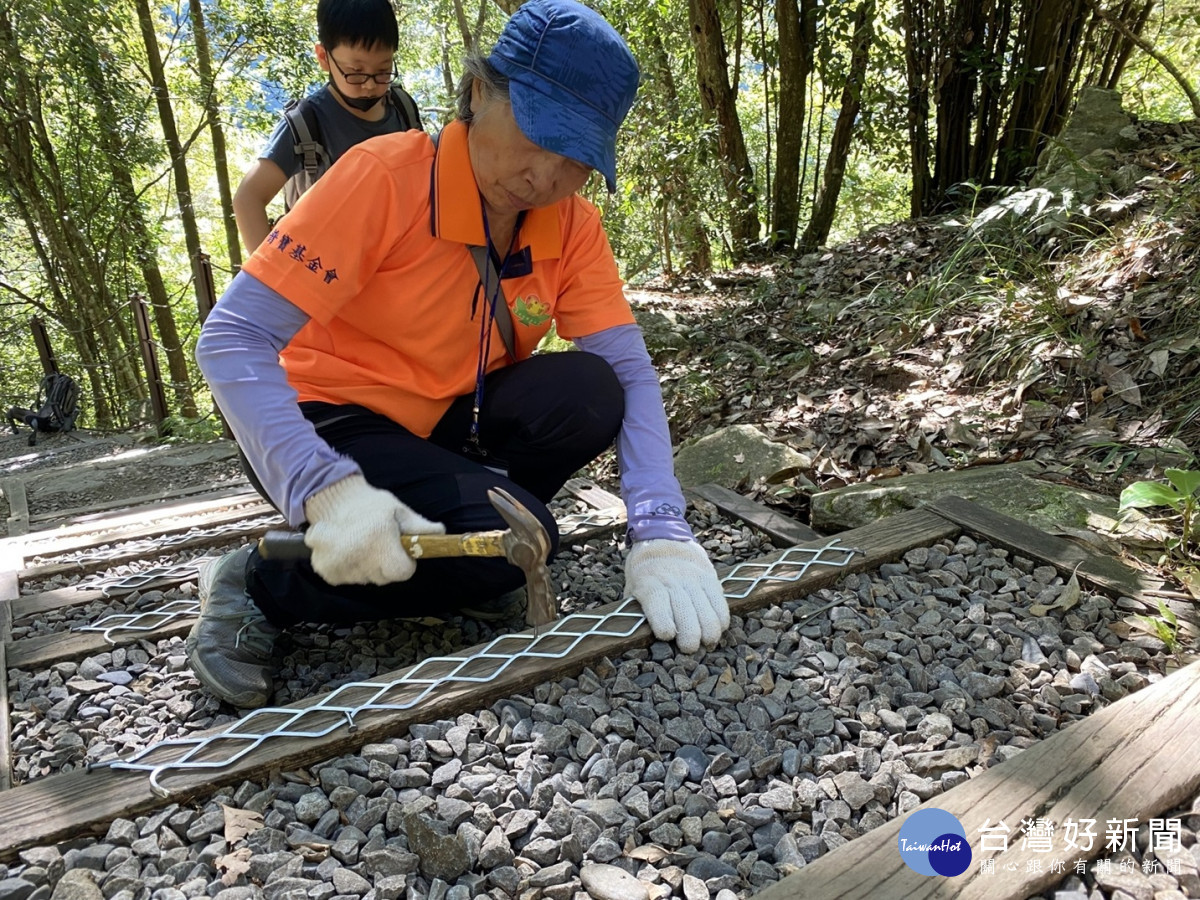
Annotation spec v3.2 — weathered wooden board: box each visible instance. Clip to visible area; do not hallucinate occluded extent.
[929,496,1179,619]
[563,477,623,512]
[7,619,195,670]
[0,507,958,861]
[0,545,21,792]
[13,584,178,621]
[753,659,1200,900]
[28,481,254,528]
[11,497,276,561]
[686,483,821,545]
[2,478,29,537]
[17,516,281,582]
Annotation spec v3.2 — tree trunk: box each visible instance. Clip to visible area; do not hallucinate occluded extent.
[902,0,934,216]
[969,0,1013,182]
[798,0,874,251]
[188,0,242,275]
[647,27,711,272]
[687,0,760,256]
[932,0,985,208]
[0,8,141,427]
[770,0,816,250]
[1096,0,1152,87]
[79,23,198,418]
[135,0,205,351]
[992,0,1089,185]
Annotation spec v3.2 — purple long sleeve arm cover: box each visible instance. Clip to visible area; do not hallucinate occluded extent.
[194,271,362,526]
[574,325,694,544]
[197,276,690,541]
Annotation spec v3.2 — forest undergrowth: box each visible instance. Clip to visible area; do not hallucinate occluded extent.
[624,118,1200,580]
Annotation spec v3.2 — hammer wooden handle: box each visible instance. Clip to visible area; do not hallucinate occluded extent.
[258,529,509,561]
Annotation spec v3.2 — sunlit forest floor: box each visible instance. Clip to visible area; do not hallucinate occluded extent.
[627,120,1199,538]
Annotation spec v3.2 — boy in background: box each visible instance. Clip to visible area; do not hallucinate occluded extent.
[233,0,421,252]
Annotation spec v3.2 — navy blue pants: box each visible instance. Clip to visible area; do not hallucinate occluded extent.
[244,352,623,626]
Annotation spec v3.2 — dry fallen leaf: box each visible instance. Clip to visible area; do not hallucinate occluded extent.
[1148,349,1170,377]
[1102,366,1142,406]
[944,419,983,448]
[222,805,264,844]
[626,844,673,863]
[1175,565,1200,600]
[1030,572,1081,616]
[215,847,252,886]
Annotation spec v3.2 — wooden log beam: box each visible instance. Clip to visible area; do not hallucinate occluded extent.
[17,516,281,582]
[0,545,20,791]
[7,618,195,670]
[9,512,624,627]
[563,477,623,512]
[752,659,1200,900]
[2,478,29,537]
[686,482,821,545]
[28,481,253,528]
[14,583,176,621]
[0,507,958,861]
[928,495,1178,619]
[12,498,276,560]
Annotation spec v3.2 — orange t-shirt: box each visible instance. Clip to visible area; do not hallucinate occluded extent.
[242,119,635,437]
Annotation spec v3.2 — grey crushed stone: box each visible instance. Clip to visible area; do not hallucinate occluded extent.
[4,509,1191,900]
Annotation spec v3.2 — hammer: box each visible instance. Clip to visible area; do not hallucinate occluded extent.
[257,487,557,628]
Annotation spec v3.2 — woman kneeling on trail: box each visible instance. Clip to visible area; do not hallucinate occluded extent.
[191,0,730,708]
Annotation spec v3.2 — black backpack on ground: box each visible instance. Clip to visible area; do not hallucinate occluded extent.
[283,85,423,210]
[6,372,81,445]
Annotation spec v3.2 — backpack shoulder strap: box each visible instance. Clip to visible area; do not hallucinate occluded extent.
[388,85,423,132]
[284,97,328,177]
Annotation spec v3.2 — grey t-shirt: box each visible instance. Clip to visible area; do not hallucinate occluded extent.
[261,85,406,176]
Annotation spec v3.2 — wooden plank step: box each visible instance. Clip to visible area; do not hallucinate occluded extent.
[686,482,820,546]
[752,658,1200,900]
[28,480,253,527]
[562,477,623,512]
[17,513,282,581]
[2,478,29,537]
[0,506,958,860]
[928,495,1182,623]
[0,545,21,792]
[7,618,195,670]
[12,495,274,560]
[10,493,268,558]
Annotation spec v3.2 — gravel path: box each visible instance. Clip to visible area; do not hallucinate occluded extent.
[3,509,1189,899]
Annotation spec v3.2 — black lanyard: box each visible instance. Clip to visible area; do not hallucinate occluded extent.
[467,206,521,453]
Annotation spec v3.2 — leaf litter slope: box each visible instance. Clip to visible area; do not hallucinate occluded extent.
[633,119,1200,541]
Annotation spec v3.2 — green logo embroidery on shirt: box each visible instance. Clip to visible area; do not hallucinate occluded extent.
[514,295,551,327]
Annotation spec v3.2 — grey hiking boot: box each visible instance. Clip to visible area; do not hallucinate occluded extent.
[459,586,527,622]
[185,545,281,708]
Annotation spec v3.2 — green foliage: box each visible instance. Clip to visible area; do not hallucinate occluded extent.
[1134,599,1183,656]
[157,412,228,444]
[1119,468,1200,562]
[1117,0,1200,121]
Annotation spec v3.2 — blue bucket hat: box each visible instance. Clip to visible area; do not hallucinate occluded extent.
[487,0,639,192]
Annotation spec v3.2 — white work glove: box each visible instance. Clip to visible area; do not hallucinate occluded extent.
[625,539,730,653]
[303,475,445,586]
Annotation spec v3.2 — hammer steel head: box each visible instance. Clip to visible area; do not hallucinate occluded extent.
[487,487,556,627]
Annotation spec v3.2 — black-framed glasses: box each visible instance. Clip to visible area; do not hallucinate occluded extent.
[327,51,398,85]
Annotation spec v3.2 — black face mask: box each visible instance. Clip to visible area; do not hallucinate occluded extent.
[329,77,384,112]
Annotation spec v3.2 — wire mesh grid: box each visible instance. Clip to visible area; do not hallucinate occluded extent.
[94,538,863,794]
